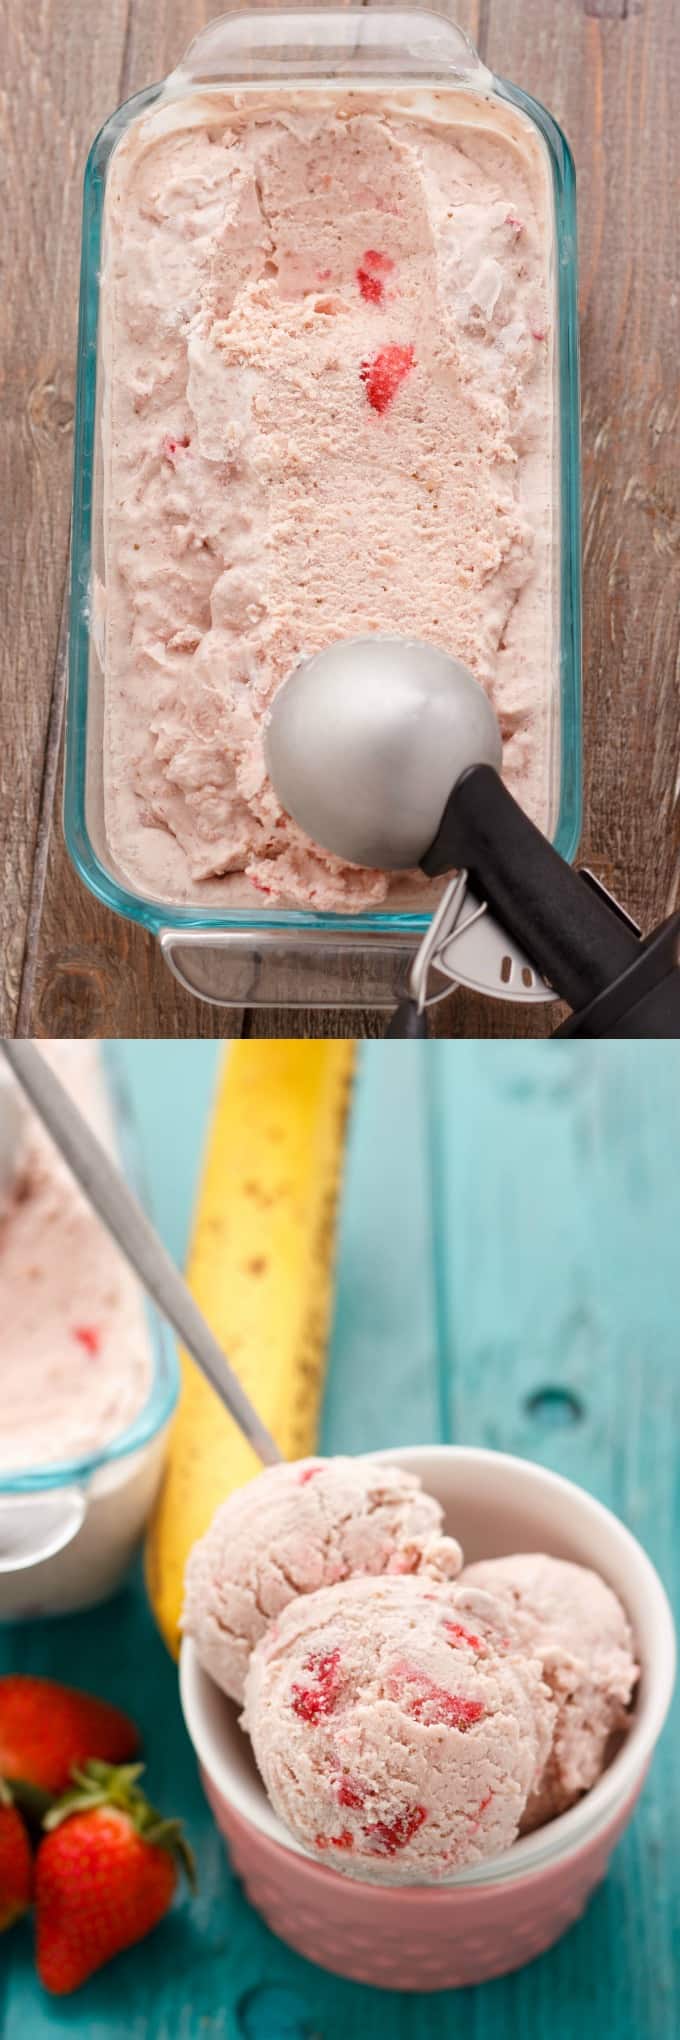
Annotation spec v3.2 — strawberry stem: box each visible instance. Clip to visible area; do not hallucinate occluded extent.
[42,1761,196,1888]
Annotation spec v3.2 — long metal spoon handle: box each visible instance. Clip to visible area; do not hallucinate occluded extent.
[1,1043,282,1469]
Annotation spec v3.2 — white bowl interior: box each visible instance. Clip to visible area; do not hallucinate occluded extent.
[180,1445,676,1887]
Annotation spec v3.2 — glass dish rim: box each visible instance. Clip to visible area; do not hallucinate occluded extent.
[64,23,582,940]
[0,1045,180,1496]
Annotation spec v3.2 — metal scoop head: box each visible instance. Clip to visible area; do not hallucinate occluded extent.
[264,635,502,870]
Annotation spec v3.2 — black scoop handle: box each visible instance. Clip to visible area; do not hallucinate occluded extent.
[555,914,680,1036]
[421,764,639,1013]
[384,1000,428,1038]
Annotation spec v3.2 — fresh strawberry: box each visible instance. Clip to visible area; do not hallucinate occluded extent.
[0,1677,139,1796]
[0,1782,33,1930]
[36,1761,194,1995]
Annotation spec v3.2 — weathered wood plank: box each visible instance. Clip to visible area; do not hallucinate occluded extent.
[0,2,130,1033]
[22,843,245,1038]
[487,0,680,937]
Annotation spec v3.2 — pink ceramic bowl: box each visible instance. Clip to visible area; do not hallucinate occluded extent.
[179,1446,675,1991]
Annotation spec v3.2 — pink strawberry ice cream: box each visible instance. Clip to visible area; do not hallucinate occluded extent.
[182,1456,462,1704]
[0,1045,152,1473]
[100,88,555,911]
[243,1574,555,1882]
[461,1554,639,1828]
[0,1067,24,1217]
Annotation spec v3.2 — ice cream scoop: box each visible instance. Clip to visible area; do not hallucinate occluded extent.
[266,635,680,1037]
[266,638,503,874]
[460,1553,638,1828]
[243,1573,555,1883]
[182,1456,462,1704]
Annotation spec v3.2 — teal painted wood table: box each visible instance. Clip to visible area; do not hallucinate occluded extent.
[1,1043,678,2036]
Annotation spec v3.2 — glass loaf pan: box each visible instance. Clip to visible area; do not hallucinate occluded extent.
[65,8,581,1010]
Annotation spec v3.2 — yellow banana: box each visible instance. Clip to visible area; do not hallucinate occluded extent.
[145,1041,355,1656]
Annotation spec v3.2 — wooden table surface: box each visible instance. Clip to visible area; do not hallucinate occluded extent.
[1,1040,678,2035]
[3,2,679,1040]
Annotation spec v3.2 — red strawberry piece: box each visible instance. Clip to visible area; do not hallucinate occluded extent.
[356,248,395,303]
[363,250,394,272]
[443,1620,483,1652]
[360,344,414,413]
[408,1688,485,1730]
[0,1785,33,1932]
[335,1775,365,1810]
[297,1464,323,1485]
[72,1325,101,1356]
[393,1663,485,1730]
[35,1761,194,1995]
[357,268,383,304]
[364,1804,426,1855]
[467,1786,494,1832]
[0,1677,140,1796]
[290,1649,342,1724]
[162,434,191,465]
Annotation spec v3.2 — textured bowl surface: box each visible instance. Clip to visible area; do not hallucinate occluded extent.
[202,1771,642,1990]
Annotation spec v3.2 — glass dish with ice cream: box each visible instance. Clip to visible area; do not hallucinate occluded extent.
[0,1047,178,1621]
[179,1446,674,1990]
[66,8,581,1012]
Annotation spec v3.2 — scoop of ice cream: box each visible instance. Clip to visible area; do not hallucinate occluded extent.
[243,1574,555,1883]
[460,1553,638,1829]
[182,1457,462,1704]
